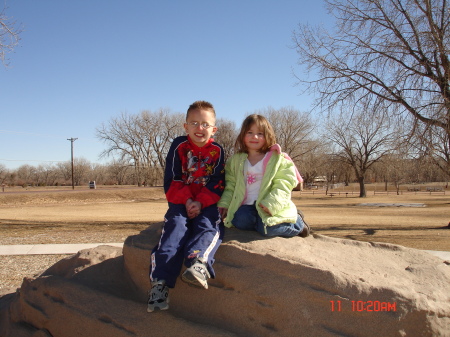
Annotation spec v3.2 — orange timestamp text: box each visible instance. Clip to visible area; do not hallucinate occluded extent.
[330,300,397,312]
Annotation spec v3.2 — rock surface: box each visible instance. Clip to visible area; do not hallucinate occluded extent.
[1,222,450,336]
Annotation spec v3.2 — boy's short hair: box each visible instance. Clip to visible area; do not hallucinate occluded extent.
[186,101,216,120]
[235,114,277,153]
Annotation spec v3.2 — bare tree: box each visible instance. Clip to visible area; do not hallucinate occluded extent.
[293,0,450,178]
[410,122,450,178]
[295,139,329,185]
[57,158,92,186]
[102,159,131,185]
[383,151,410,195]
[73,158,92,186]
[35,164,59,186]
[325,105,397,197]
[96,109,184,186]
[97,112,144,185]
[0,164,8,186]
[257,107,316,162]
[56,161,72,183]
[213,118,237,161]
[89,163,108,185]
[140,110,185,169]
[16,164,37,186]
[0,5,21,67]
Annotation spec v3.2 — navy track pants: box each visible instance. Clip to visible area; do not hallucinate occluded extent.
[150,203,224,288]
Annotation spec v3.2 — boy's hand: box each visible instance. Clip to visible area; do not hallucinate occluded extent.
[218,207,228,219]
[258,203,272,216]
[186,199,201,219]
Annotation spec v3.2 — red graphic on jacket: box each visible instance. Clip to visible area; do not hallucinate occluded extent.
[184,150,212,185]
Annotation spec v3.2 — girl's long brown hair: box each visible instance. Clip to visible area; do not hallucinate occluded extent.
[235,114,276,153]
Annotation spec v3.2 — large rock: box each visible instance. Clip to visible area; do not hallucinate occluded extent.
[0,245,235,337]
[1,222,450,336]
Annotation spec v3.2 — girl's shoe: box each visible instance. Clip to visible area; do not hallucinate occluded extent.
[147,280,169,312]
[181,258,210,289]
[298,210,311,237]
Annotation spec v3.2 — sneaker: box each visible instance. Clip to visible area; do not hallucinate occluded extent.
[298,210,311,238]
[181,258,210,289]
[147,280,169,312]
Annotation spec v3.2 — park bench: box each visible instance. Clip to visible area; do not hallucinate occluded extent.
[426,187,443,192]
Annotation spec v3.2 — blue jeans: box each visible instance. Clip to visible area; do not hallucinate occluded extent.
[231,204,305,237]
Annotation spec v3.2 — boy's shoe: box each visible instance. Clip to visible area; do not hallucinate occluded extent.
[298,210,311,238]
[181,258,210,289]
[147,280,169,312]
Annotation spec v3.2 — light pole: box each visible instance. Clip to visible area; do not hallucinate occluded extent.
[67,138,78,190]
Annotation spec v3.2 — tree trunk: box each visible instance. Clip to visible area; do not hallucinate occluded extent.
[134,160,142,187]
[395,182,400,195]
[358,176,366,197]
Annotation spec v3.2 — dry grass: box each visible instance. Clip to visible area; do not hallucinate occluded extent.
[0,185,449,295]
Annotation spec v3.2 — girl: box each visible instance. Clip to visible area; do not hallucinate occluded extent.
[218,114,310,237]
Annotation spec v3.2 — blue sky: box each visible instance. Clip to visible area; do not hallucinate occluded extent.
[1,0,329,169]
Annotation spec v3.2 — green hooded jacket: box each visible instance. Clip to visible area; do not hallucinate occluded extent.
[218,144,299,230]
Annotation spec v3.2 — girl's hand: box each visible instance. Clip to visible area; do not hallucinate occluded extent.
[218,207,228,219]
[258,203,272,216]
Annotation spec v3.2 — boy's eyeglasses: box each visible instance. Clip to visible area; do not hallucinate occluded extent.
[187,121,215,129]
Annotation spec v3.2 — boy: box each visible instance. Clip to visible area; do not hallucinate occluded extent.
[148,100,225,312]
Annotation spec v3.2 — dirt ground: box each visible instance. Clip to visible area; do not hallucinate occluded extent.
[0,185,449,251]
